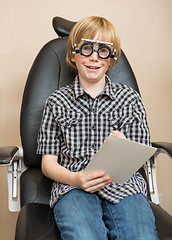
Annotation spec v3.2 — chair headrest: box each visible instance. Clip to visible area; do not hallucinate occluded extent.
[52,16,76,37]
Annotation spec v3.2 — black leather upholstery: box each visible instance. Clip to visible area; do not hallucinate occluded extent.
[15,203,60,240]
[152,142,172,157]
[20,169,52,206]
[150,202,172,239]
[15,17,172,240]
[52,16,76,37]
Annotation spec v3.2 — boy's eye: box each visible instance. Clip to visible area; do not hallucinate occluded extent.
[99,47,111,58]
[100,48,109,53]
[82,45,92,52]
[81,44,93,55]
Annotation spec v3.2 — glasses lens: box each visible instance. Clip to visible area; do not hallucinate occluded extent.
[80,43,93,57]
[98,46,111,59]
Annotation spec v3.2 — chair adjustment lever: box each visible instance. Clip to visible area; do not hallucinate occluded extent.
[12,161,18,199]
[145,156,159,204]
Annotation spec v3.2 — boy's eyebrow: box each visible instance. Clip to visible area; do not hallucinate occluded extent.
[81,38,113,46]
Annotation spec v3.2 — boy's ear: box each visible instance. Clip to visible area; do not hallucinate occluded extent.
[71,57,76,63]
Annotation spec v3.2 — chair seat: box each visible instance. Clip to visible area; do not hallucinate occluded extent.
[15,201,172,240]
[15,203,61,240]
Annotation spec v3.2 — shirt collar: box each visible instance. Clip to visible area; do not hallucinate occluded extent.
[73,75,115,100]
[73,75,86,99]
[102,75,115,100]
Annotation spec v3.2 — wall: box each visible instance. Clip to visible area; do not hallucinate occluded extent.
[0,0,172,239]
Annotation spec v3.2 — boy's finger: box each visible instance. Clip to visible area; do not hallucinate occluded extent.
[111,130,126,138]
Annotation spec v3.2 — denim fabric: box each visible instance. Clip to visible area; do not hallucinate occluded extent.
[53,189,158,240]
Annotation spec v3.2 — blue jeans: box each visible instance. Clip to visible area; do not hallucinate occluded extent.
[53,189,158,240]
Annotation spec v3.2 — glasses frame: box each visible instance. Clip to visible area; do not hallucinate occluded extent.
[77,42,113,59]
[73,38,117,60]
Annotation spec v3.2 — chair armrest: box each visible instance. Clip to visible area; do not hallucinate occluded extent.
[152,142,172,158]
[0,146,25,211]
[146,142,171,204]
[0,146,19,166]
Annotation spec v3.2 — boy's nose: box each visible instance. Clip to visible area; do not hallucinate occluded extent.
[89,51,99,61]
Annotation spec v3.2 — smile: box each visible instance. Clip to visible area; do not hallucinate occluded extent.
[86,65,101,70]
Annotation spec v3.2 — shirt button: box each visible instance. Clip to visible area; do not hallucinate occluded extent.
[91,143,96,149]
[92,125,96,131]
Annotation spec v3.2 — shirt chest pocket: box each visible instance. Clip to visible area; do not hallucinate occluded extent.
[106,106,139,131]
[56,111,82,129]
[55,111,82,149]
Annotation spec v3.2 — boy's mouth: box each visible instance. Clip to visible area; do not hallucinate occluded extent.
[86,65,101,70]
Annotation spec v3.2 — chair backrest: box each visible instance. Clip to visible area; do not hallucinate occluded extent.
[20,17,140,168]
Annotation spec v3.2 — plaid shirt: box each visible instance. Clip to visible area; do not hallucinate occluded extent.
[37,75,149,208]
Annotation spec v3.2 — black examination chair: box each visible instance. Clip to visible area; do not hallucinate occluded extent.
[0,17,172,240]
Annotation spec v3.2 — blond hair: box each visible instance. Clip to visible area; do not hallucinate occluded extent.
[66,16,121,73]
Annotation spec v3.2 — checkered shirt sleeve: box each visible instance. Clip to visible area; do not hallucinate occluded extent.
[37,99,61,155]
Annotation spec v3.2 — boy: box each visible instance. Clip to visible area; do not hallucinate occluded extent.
[37,16,158,239]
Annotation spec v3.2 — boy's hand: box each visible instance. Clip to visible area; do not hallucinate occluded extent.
[104,131,126,144]
[111,130,126,138]
[70,131,125,193]
[71,171,111,193]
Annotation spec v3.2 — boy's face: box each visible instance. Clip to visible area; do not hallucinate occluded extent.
[71,35,112,85]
